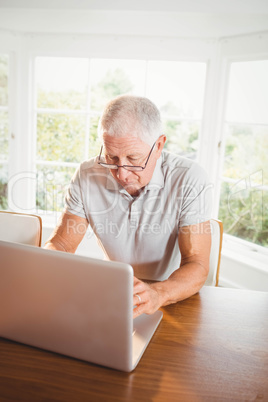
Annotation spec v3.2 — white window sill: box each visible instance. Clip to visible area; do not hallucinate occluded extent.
[219,235,268,291]
[222,234,268,274]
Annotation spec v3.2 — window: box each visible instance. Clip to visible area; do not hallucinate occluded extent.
[146,61,206,159]
[34,57,207,214]
[0,54,9,210]
[219,60,268,249]
[35,58,90,213]
[35,57,148,213]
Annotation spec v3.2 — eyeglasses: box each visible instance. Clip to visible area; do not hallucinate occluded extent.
[98,141,156,172]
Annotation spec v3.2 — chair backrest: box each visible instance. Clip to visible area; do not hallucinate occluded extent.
[204,219,223,287]
[0,211,42,247]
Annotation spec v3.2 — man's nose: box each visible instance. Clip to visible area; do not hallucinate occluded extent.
[116,166,131,181]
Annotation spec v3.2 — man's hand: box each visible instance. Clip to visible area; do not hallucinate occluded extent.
[132,220,211,318]
[133,276,163,319]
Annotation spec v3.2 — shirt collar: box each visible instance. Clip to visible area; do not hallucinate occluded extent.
[146,155,164,192]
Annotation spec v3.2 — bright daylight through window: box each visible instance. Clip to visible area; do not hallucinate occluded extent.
[219,60,268,249]
[35,57,206,214]
[0,54,8,210]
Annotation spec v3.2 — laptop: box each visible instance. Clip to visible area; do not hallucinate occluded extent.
[0,240,162,372]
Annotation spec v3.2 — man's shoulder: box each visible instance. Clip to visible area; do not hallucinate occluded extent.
[79,157,108,174]
[161,150,208,184]
[72,157,110,187]
[161,150,198,172]
[79,156,97,171]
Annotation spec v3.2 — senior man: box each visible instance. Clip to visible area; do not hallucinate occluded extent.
[45,95,212,318]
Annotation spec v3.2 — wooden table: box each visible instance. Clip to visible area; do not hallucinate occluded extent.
[0,286,267,401]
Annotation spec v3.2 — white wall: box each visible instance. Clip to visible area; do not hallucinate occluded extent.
[1,1,268,38]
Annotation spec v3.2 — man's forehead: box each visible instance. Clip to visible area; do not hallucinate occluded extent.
[102,135,149,154]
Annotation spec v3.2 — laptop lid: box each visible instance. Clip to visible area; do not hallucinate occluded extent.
[0,240,162,372]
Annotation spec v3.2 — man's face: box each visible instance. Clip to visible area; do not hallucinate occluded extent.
[102,134,166,196]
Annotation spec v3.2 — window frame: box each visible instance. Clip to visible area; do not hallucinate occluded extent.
[0,49,9,210]
[212,50,268,264]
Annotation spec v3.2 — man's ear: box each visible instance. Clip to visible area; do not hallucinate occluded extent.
[156,135,166,158]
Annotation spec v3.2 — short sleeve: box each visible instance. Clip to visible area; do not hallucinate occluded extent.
[178,163,213,227]
[64,166,87,219]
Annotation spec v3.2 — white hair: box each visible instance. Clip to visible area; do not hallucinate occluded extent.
[98,95,162,146]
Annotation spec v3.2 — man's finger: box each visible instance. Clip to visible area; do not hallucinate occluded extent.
[135,293,142,304]
[133,291,146,305]
[133,281,146,295]
[133,304,144,319]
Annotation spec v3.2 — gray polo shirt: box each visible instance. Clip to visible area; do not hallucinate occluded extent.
[65,150,212,281]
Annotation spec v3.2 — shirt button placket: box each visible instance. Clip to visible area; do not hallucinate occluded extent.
[130,201,138,232]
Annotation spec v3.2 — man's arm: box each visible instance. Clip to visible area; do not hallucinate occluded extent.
[44,211,89,253]
[133,220,211,318]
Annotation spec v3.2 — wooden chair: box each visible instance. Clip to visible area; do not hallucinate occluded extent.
[204,219,223,287]
[0,211,42,247]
